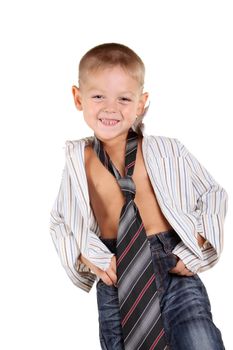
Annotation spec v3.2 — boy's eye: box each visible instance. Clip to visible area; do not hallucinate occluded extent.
[91,95,132,102]
[92,95,104,100]
[119,97,131,102]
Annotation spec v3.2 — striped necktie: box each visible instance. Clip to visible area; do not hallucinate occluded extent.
[93,127,168,350]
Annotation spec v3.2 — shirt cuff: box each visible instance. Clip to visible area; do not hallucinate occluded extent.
[172,241,201,273]
[83,231,115,272]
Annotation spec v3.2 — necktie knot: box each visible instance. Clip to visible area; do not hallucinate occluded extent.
[117,175,136,201]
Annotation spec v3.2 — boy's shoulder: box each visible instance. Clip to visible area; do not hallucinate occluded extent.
[146,134,187,158]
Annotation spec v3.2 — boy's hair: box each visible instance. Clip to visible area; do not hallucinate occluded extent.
[78,43,145,90]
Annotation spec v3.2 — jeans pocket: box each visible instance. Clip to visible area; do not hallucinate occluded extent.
[97,281,119,306]
[149,239,179,289]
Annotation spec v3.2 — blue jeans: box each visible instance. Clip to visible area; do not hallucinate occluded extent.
[96,229,225,349]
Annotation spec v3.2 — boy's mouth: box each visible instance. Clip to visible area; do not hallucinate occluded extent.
[99,118,120,126]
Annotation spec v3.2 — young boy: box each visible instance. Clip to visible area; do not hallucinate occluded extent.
[50,43,228,349]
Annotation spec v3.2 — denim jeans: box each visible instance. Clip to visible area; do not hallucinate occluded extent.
[96,229,225,349]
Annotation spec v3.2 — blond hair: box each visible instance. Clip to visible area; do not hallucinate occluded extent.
[78,43,145,90]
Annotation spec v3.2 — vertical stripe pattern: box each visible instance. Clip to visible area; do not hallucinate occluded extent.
[92,127,168,349]
[49,123,228,293]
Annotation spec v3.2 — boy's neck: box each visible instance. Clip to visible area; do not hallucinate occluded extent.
[94,131,142,178]
[102,135,127,156]
[102,132,142,161]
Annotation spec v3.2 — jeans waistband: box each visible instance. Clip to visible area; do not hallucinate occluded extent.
[99,228,180,254]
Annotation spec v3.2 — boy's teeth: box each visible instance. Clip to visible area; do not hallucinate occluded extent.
[100,118,119,126]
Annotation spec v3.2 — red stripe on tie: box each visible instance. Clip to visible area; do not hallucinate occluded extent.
[121,274,156,327]
[117,223,144,267]
[126,160,135,170]
[149,329,165,350]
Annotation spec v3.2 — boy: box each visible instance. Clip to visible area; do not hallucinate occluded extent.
[50,43,227,349]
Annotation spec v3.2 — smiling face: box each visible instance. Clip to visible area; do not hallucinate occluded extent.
[72,65,148,146]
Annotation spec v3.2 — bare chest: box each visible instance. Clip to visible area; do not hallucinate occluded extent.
[84,139,172,238]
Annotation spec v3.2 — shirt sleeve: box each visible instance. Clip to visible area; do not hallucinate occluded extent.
[172,139,228,273]
[49,165,96,293]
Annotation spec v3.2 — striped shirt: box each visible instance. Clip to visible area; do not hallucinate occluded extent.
[49,123,228,293]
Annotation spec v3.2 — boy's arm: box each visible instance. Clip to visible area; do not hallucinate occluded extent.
[49,165,97,292]
[172,139,228,273]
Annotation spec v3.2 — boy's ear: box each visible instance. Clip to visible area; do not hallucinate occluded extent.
[72,85,83,111]
[136,92,149,117]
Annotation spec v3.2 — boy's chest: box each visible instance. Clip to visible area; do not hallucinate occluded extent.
[84,139,172,237]
[84,139,150,201]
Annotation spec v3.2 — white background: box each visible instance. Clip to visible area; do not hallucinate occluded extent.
[0,0,232,349]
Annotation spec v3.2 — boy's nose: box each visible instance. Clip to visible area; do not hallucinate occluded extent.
[103,109,117,114]
[103,100,118,113]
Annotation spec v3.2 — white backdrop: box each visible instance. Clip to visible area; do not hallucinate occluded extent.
[0,1,232,349]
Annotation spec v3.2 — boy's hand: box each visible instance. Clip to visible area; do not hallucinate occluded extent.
[105,255,117,286]
[169,233,205,277]
[169,258,194,276]
[78,254,117,286]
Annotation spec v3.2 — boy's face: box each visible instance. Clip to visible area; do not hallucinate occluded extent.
[72,66,148,144]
